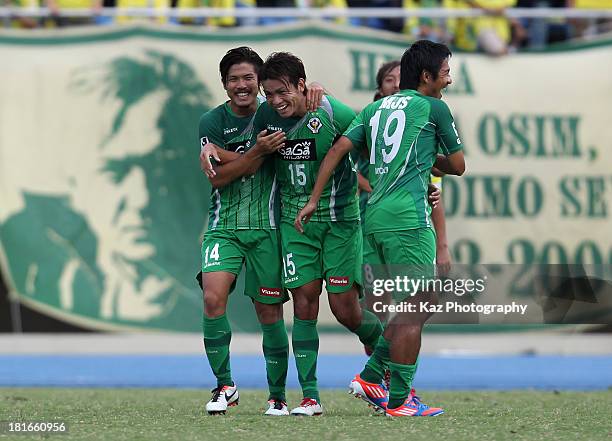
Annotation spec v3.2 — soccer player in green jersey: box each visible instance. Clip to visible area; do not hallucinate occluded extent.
[371,60,452,276]
[362,60,450,336]
[250,52,383,416]
[296,40,466,417]
[198,47,322,416]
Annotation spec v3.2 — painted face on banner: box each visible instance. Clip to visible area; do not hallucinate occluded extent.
[0,51,214,329]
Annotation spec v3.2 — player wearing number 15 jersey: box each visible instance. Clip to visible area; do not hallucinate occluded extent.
[254,52,383,416]
[296,40,466,417]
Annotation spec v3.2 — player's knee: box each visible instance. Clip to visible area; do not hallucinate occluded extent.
[293,299,317,320]
[399,322,422,340]
[255,302,283,324]
[329,292,361,330]
[203,290,227,317]
[332,307,361,331]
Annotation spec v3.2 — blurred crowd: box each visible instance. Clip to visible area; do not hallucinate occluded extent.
[2,0,612,54]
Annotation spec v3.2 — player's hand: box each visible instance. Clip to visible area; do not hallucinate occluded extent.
[256,129,286,154]
[200,143,220,179]
[306,82,325,112]
[295,201,317,233]
[428,184,441,209]
[436,245,452,277]
[357,172,372,193]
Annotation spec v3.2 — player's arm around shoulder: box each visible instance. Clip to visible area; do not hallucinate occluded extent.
[430,98,465,176]
[208,106,285,189]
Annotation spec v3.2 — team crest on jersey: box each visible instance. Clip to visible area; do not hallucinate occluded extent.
[278,139,317,161]
[200,136,209,148]
[307,117,322,134]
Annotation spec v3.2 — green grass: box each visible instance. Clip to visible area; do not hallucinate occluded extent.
[1,389,611,441]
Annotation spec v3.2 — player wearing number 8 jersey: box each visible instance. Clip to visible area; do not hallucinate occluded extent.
[296,40,466,417]
[254,52,383,416]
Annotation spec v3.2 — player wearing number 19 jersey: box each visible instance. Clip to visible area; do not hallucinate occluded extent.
[256,52,383,416]
[295,40,465,417]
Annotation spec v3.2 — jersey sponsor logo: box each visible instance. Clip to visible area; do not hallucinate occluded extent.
[223,127,238,135]
[307,117,322,134]
[266,125,283,134]
[226,141,248,154]
[278,139,317,161]
[379,95,411,110]
[375,166,389,175]
[328,276,349,287]
[200,136,209,148]
[260,287,282,297]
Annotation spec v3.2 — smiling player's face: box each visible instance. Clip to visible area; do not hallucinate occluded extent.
[262,77,307,118]
[225,62,259,115]
[430,58,452,99]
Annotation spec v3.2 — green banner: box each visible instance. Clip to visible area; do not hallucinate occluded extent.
[0,24,610,331]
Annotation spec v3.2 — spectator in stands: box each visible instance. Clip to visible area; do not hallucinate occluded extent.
[403,0,452,42]
[517,0,571,49]
[115,0,170,24]
[308,0,349,26]
[256,0,296,25]
[46,0,101,26]
[194,0,256,27]
[4,0,40,28]
[345,0,404,32]
[444,0,524,55]
[570,0,612,38]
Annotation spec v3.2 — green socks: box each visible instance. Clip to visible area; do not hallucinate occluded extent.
[292,318,320,401]
[360,335,390,384]
[203,314,233,387]
[261,319,289,401]
[353,310,383,349]
[387,361,417,409]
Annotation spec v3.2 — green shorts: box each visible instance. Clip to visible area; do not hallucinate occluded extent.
[279,219,362,293]
[366,227,436,302]
[201,229,289,304]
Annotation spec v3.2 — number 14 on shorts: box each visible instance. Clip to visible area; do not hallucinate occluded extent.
[204,243,220,267]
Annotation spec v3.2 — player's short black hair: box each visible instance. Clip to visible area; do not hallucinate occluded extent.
[373,60,400,101]
[219,46,264,86]
[399,40,451,91]
[259,52,307,91]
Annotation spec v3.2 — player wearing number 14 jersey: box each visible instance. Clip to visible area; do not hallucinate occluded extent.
[254,52,383,416]
[198,47,291,417]
[296,40,466,417]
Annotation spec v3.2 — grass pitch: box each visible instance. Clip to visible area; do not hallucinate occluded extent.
[1,389,611,441]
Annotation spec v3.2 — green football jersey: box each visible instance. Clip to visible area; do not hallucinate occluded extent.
[344,90,463,233]
[251,95,359,222]
[199,101,278,230]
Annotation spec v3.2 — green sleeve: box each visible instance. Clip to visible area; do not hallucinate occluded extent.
[327,95,357,134]
[342,108,366,149]
[198,107,224,148]
[430,98,463,155]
